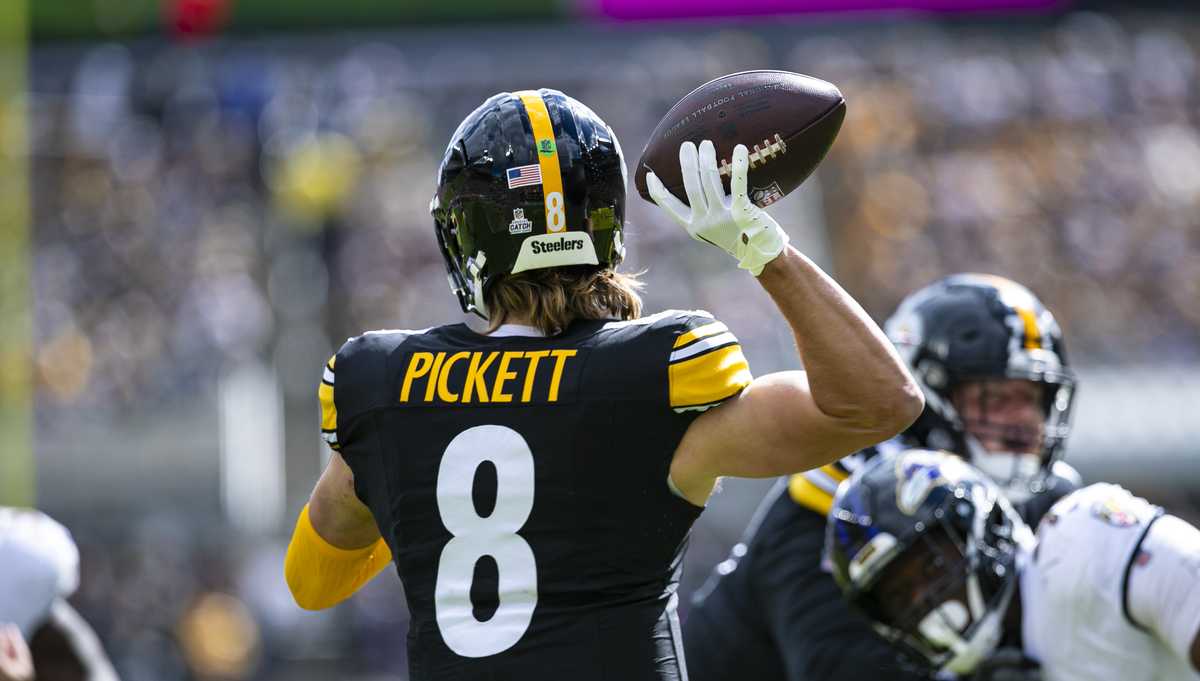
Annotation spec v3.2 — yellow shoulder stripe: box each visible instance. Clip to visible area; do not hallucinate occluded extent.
[824,462,850,483]
[673,320,728,349]
[669,343,752,409]
[319,354,338,448]
[788,474,835,515]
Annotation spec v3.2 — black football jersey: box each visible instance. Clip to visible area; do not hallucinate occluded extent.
[318,310,752,681]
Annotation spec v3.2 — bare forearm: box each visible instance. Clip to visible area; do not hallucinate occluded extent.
[757,246,922,431]
[309,453,380,550]
[286,453,392,610]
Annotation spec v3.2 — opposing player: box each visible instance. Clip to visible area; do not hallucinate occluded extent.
[0,508,120,681]
[283,88,923,680]
[827,449,1200,681]
[684,274,1080,681]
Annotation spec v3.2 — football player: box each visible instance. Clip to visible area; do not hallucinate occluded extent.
[0,508,120,681]
[827,448,1200,681]
[683,274,1080,681]
[283,89,923,680]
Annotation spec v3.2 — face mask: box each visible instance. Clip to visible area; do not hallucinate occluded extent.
[967,441,1043,504]
[916,580,1010,675]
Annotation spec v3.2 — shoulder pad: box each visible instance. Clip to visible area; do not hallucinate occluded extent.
[599,308,711,332]
[788,445,891,514]
[597,310,753,412]
[660,311,753,412]
[319,327,434,451]
[345,327,433,355]
[1045,483,1161,531]
[788,462,851,515]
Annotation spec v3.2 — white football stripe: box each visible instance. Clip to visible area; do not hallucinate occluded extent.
[669,332,740,363]
[805,469,841,495]
[601,310,679,330]
[323,367,335,384]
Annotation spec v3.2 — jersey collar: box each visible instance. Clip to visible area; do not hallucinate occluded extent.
[488,323,546,338]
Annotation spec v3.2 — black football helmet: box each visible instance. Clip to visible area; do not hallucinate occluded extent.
[826,449,1028,676]
[884,274,1076,502]
[431,89,628,318]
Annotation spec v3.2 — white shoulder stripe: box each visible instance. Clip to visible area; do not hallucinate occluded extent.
[323,367,335,384]
[601,309,679,330]
[362,327,434,337]
[669,331,739,363]
[672,403,722,414]
[804,468,841,494]
[600,308,719,331]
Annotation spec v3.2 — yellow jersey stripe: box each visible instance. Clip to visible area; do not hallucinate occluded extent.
[788,473,834,515]
[673,320,728,349]
[514,90,566,233]
[1015,307,1041,349]
[668,344,752,408]
[823,463,850,483]
[319,353,338,438]
[829,460,852,480]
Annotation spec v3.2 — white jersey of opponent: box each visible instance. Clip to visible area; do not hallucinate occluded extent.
[0,508,80,637]
[1021,483,1200,681]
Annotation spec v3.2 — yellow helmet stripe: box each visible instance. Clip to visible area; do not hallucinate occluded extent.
[514,90,566,233]
[1015,307,1042,349]
[318,354,338,446]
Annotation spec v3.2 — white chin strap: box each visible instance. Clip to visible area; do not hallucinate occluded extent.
[965,438,1042,504]
[464,250,489,319]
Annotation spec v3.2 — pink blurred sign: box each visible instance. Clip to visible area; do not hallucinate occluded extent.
[591,0,1066,21]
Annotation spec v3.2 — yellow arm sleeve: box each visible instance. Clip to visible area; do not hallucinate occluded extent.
[284,504,393,611]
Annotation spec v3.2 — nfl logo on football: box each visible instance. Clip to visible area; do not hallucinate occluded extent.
[509,208,533,235]
[750,182,784,207]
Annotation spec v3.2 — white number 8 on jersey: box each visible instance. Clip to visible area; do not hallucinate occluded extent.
[434,425,538,657]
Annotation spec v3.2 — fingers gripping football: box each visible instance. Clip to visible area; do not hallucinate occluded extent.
[646,140,789,276]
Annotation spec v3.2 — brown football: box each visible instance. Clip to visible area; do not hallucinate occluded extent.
[634,70,845,208]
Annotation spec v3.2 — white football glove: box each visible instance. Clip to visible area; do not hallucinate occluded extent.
[646,139,789,276]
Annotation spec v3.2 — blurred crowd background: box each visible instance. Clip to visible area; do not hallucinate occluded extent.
[5,1,1200,679]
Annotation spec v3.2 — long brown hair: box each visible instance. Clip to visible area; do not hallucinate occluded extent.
[485,266,644,336]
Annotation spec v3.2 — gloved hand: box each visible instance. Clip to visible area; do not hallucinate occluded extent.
[646,139,789,276]
[971,647,1042,681]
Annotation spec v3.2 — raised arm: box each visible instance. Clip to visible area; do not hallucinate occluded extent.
[648,141,923,504]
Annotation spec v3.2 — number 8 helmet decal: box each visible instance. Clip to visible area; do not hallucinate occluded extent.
[432,89,628,319]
